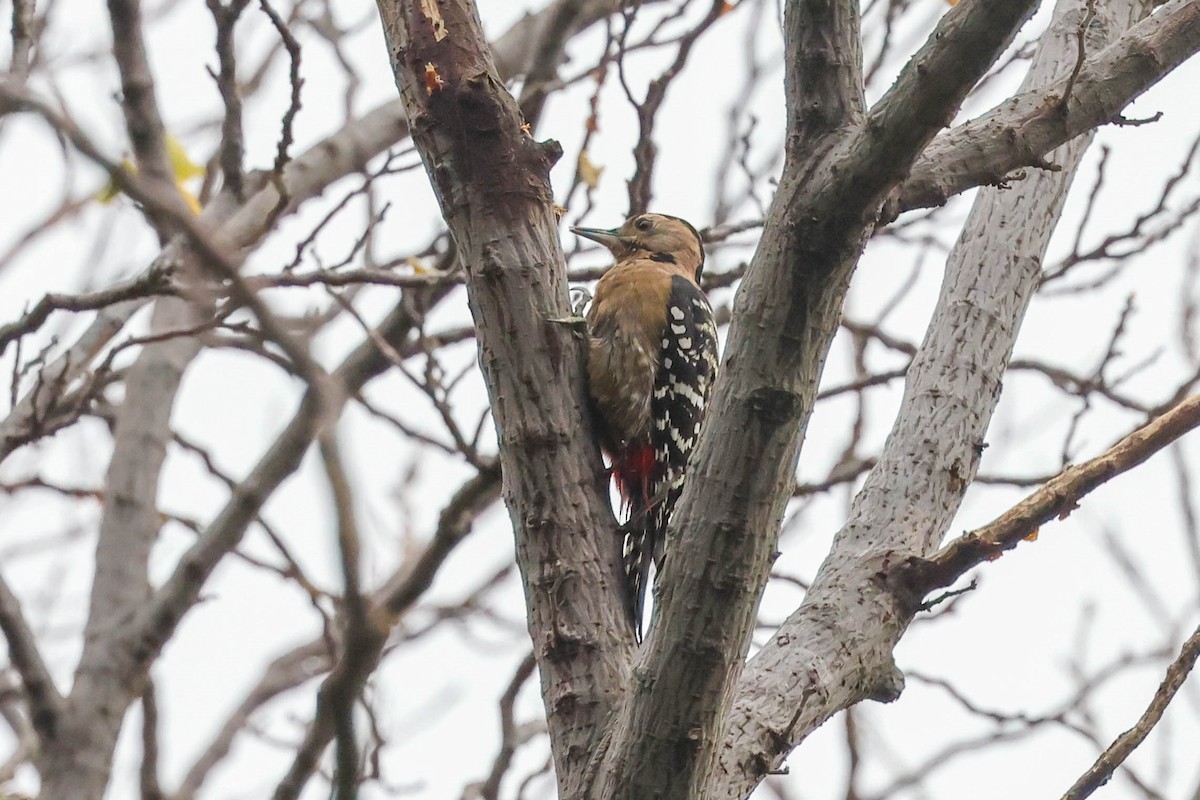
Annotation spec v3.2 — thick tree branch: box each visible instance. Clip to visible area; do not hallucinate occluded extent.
[784,0,864,138]
[598,0,1043,795]
[375,3,631,797]
[836,0,1040,210]
[706,0,1150,795]
[888,0,1200,221]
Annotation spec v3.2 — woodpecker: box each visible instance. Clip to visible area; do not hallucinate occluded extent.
[571,213,719,641]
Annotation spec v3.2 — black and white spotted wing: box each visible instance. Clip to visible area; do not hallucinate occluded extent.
[624,274,719,639]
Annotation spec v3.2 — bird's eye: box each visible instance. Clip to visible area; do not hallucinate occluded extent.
[635,218,652,231]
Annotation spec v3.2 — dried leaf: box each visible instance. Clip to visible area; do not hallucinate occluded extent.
[578,151,603,190]
[720,1,736,13]
[420,0,448,41]
[424,62,445,95]
[946,0,959,5]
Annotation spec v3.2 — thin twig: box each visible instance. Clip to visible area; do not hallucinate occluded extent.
[897,394,1200,599]
[0,574,63,742]
[1061,622,1200,800]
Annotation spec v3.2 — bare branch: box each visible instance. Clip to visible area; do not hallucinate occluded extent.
[0,266,175,356]
[468,652,539,800]
[258,0,303,179]
[604,0,1044,793]
[711,0,1148,794]
[375,5,631,798]
[8,0,36,81]
[205,0,252,198]
[897,393,1200,599]
[139,682,164,800]
[0,573,63,743]
[889,0,1200,221]
[316,430,374,799]
[106,0,191,235]
[1061,621,1200,800]
[173,641,330,800]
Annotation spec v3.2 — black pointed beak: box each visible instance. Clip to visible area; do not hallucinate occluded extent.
[570,226,623,250]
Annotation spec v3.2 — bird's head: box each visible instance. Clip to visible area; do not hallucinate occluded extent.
[571,213,706,281]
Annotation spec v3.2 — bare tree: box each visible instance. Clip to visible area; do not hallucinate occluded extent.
[2,0,1200,798]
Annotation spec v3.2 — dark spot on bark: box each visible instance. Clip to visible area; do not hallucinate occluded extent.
[552,689,579,715]
[32,707,57,741]
[432,163,455,208]
[545,632,581,662]
[477,241,503,278]
[748,387,802,426]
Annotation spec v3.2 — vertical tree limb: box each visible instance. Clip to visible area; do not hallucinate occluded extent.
[597,0,1041,795]
[374,2,631,795]
[106,0,191,236]
[712,0,1151,795]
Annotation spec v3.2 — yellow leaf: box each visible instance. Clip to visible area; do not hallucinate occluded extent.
[96,135,205,215]
[946,0,959,5]
[166,134,204,181]
[578,151,603,190]
[406,256,430,274]
[420,0,448,41]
